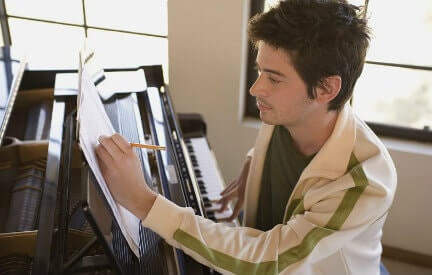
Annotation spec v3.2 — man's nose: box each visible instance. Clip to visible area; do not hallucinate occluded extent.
[249,75,267,97]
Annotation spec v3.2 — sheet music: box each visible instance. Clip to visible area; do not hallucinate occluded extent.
[78,68,140,257]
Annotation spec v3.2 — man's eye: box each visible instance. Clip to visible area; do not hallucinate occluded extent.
[269,77,281,84]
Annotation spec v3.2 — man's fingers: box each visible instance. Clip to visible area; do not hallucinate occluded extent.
[96,144,113,174]
[112,133,131,153]
[211,189,236,209]
[209,196,229,213]
[220,180,238,195]
[215,190,238,213]
[220,180,236,195]
[231,201,243,219]
[219,200,243,222]
[212,187,236,203]
[217,200,230,213]
[99,135,123,159]
[220,187,237,201]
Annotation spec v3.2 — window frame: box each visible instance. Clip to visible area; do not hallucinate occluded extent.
[0,0,167,48]
[242,0,432,143]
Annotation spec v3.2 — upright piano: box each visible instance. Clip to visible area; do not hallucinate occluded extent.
[0,47,236,274]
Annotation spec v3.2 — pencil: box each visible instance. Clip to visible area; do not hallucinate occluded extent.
[130,142,166,150]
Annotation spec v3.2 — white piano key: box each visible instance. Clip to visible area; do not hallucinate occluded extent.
[215,210,233,220]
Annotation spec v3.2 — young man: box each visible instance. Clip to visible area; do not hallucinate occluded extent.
[96,1,397,274]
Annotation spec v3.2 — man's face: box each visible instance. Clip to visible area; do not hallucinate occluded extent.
[250,42,317,127]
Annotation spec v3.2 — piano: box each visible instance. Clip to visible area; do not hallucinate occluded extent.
[0,46,237,274]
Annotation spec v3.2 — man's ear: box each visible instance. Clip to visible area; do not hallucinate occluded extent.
[315,75,342,104]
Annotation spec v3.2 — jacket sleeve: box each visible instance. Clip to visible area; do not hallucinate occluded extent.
[141,161,395,275]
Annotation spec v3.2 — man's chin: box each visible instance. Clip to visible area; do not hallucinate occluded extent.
[259,112,277,125]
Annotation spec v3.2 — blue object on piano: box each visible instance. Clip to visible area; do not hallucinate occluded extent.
[380,261,390,275]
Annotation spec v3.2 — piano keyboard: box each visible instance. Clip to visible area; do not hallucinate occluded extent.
[184,137,237,223]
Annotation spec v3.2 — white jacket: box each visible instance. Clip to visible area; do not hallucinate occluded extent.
[143,104,397,275]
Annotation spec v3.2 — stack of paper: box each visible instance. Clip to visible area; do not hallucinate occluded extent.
[78,68,140,257]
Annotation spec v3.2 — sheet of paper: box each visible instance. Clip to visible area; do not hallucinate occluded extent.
[78,68,140,257]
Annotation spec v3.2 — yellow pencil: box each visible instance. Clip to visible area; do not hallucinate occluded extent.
[130,142,166,150]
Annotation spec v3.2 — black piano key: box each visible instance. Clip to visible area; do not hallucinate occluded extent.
[187,145,194,152]
[198,180,205,186]
[206,211,216,220]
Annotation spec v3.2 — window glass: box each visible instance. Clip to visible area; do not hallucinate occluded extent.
[352,63,432,130]
[366,0,432,66]
[87,29,168,79]
[85,0,167,36]
[8,18,85,69]
[264,0,280,11]
[5,0,83,25]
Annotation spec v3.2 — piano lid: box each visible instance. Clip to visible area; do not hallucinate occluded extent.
[0,47,26,146]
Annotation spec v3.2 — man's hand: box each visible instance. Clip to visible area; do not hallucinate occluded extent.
[95,133,157,220]
[215,157,251,222]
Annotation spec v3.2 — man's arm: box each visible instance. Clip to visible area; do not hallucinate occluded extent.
[95,134,393,274]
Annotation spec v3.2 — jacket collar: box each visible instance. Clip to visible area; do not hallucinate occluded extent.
[298,104,356,182]
[243,104,356,227]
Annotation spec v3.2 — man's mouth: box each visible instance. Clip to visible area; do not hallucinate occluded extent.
[256,99,272,111]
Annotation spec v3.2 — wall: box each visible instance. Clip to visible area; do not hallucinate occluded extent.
[168,0,257,183]
[381,138,432,256]
[168,0,432,256]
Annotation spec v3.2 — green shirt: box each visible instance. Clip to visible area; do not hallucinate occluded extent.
[255,125,315,231]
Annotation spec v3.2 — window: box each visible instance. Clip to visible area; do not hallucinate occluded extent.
[2,0,168,76]
[352,0,432,133]
[243,0,432,141]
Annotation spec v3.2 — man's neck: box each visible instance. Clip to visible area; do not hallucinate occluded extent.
[286,109,338,156]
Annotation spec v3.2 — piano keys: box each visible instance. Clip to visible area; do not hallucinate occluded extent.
[184,137,235,222]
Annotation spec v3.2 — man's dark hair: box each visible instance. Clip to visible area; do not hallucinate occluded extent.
[248,0,370,111]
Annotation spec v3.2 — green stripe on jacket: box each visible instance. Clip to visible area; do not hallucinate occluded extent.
[173,153,368,274]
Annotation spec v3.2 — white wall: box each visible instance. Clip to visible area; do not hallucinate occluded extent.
[381,138,432,256]
[168,0,257,183]
[168,0,432,256]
